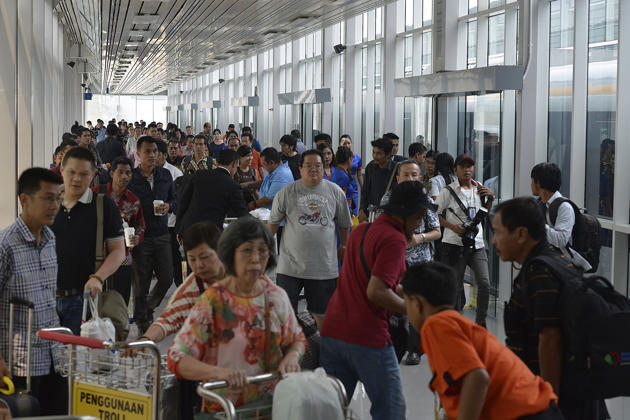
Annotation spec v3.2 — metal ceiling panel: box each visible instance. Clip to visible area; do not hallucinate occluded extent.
[96,0,394,94]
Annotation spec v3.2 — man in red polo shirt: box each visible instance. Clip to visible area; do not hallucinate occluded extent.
[320,181,437,420]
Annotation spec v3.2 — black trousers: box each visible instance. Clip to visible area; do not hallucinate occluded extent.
[518,402,566,419]
[109,264,135,305]
[14,368,68,416]
[170,227,184,287]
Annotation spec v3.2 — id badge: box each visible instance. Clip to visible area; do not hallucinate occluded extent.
[468,207,476,219]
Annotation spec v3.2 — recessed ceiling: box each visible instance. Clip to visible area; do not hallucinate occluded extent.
[77,0,394,94]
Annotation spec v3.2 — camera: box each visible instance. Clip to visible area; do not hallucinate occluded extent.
[461,207,488,249]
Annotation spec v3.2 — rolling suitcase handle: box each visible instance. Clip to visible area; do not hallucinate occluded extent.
[8,297,35,392]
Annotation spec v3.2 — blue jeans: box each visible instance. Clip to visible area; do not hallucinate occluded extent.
[320,336,405,420]
[56,295,91,335]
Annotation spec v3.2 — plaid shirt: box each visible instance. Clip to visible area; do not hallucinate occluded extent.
[0,217,60,376]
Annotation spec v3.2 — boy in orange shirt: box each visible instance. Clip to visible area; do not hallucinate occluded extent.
[401,262,564,420]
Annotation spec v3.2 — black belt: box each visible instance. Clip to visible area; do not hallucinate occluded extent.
[56,288,80,297]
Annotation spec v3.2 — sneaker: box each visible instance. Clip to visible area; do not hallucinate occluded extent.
[404,351,422,365]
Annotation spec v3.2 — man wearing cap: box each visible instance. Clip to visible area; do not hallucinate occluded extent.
[435,154,494,327]
[321,181,437,420]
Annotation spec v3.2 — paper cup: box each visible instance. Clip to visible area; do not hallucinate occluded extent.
[124,227,135,247]
[153,200,164,216]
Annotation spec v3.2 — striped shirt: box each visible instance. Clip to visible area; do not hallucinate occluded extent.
[0,217,61,376]
[505,241,566,374]
[153,268,225,337]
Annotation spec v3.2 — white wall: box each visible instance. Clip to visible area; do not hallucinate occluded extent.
[0,0,82,228]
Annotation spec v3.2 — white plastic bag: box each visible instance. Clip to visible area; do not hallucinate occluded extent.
[249,207,271,222]
[80,295,116,372]
[272,368,345,420]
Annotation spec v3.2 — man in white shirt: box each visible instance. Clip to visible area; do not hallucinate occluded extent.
[530,162,592,272]
[436,154,494,327]
[157,141,185,286]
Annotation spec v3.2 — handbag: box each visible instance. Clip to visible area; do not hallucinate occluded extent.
[95,193,128,341]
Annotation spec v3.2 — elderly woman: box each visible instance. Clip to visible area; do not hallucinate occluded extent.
[167,216,306,412]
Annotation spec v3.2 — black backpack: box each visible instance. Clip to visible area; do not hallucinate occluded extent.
[548,197,601,273]
[527,255,630,400]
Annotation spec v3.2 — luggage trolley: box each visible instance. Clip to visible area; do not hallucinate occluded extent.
[38,328,167,420]
[196,372,350,420]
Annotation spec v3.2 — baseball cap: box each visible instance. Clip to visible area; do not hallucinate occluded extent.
[454,154,475,167]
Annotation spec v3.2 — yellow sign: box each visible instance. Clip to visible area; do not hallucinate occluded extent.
[72,382,152,420]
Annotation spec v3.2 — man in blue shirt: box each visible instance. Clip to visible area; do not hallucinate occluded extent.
[95,119,106,142]
[128,136,178,333]
[0,168,67,415]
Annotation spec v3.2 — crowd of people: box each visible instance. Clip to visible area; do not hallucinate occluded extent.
[0,116,609,420]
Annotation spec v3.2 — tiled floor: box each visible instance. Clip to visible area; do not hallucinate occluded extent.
[149,282,630,419]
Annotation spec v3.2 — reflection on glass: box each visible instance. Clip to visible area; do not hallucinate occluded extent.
[404,97,433,151]
[548,0,574,198]
[469,0,478,14]
[490,0,506,7]
[404,35,413,76]
[585,0,618,218]
[422,31,432,74]
[488,13,505,66]
[406,0,414,30]
[467,20,477,69]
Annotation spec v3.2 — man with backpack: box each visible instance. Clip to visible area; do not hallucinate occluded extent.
[492,197,609,420]
[530,163,599,273]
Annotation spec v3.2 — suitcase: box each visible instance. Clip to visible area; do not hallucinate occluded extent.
[0,297,41,417]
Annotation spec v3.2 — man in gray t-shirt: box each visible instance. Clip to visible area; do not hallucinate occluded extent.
[269,149,352,328]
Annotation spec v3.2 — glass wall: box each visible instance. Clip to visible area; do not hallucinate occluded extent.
[85,95,167,124]
[585,0,618,219]
[547,0,574,197]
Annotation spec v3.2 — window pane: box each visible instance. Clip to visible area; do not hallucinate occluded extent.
[488,13,505,66]
[489,0,505,8]
[423,0,433,25]
[406,0,414,30]
[547,0,574,198]
[404,35,413,76]
[374,43,382,138]
[585,0,618,218]
[469,0,478,14]
[422,31,432,74]
[376,7,382,38]
[467,20,477,68]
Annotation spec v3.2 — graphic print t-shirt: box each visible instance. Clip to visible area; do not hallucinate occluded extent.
[270,180,352,279]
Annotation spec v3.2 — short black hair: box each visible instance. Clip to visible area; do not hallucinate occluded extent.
[339,134,352,142]
[167,139,180,147]
[106,124,119,137]
[147,122,158,129]
[314,133,332,145]
[86,120,92,125]
[202,123,210,129]
[371,137,393,155]
[383,132,400,141]
[17,167,63,196]
[290,129,301,139]
[530,162,562,192]
[408,142,427,157]
[335,146,353,165]
[62,145,97,169]
[97,119,104,123]
[260,147,281,164]
[228,124,235,129]
[182,222,221,254]
[241,133,252,142]
[213,129,221,135]
[435,152,455,181]
[137,135,158,151]
[242,126,252,133]
[186,134,195,140]
[193,133,207,144]
[401,262,459,306]
[110,156,134,173]
[237,145,252,157]
[156,140,168,155]
[495,197,546,241]
[77,127,91,137]
[317,142,335,166]
[299,149,324,167]
[426,149,439,160]
[227,130,239,138]
[217,149,240,166]
[218,216,277,275]
[279,134,297,150]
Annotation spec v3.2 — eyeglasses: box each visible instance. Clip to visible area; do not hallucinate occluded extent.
[237,247,270,259]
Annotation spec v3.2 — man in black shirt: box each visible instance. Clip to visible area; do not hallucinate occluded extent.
[358,137,396,222]
[128,136,178,333]
[279,134,301,180]
[492,197,607,420]
[52,147,125,335]
[96,123,126,165]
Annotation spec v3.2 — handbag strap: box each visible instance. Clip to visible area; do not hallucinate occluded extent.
[359,223,373,278]
[95,193,105,270]
[263,286,271,372]
[445,185,472,222]
[384,162,400,195]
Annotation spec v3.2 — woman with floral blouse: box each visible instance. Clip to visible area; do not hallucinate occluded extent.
[168,216,306,412]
